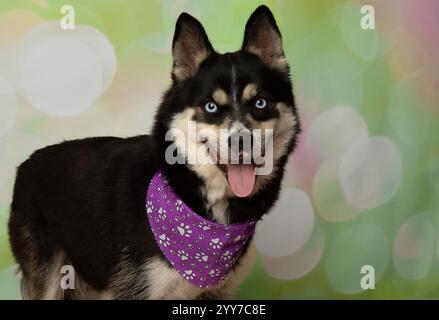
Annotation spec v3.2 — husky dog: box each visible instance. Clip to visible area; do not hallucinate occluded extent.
[8,5,300,299]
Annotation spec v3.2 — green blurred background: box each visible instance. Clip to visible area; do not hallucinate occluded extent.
[0,0,438,299]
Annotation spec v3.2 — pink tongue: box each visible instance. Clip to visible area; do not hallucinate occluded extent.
[227,164,256,198]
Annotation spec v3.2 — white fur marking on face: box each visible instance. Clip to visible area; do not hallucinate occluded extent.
[169,109,232,223]
[231,65,238,106]
[230,121,247,132]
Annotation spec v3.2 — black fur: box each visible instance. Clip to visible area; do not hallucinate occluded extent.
[8,5,300,299]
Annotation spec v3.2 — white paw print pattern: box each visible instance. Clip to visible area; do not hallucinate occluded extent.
[146,201,153,213]
[175,199,183,212]
[209,238,223,249]
[147,172,258,288]
[199,221,210,231]
[177,223,192,237]
[195,252,209,262]
[158,234,170,247]
[208,268,221,277]
[183,270,195,280]
[177,250,189,261]
[221,250,232,260]
[158,207,167,220]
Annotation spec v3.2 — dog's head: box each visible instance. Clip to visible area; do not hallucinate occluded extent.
[154,6,299,201]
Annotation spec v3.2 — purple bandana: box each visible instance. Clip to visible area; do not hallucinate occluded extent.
[146,171,256,288]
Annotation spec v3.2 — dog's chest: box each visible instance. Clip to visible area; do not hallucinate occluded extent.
[209,199,229,224]
[199,169,232,224]
[146,256,204,299]
[146,242,255,299]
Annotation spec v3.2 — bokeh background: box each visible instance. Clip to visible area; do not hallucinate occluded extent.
[0,0,438,299]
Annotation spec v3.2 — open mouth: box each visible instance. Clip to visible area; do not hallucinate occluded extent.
[226,162,256,198]
[200,137,266,198]
[216,150,264,198]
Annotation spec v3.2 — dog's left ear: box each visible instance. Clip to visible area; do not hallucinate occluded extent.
[242,6,288,73]
[172,13,214,81]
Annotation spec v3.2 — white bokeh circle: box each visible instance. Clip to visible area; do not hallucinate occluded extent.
[261,220,324,280]
[313,156,361,222]
[393,212,435,280]
[305,106,369,166]
[19,37,103,116]
[254,188,314,257]
[73,26,116,91]
[19,21,116,91]
[326,224,390,294]
[340,136,403,210]
[18,21,117,116]
[0,75,18,138]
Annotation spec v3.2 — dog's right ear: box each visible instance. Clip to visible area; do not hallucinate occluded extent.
[172,13,213,82]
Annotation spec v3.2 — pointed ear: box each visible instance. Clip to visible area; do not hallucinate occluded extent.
[172,13,213,81]
[242,6,288,72]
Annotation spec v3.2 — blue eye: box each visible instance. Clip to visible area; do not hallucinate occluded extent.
[255,98,267,109]
[204,101,218,113]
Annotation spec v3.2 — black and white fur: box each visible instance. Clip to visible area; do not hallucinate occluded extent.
[8,5,300,299]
